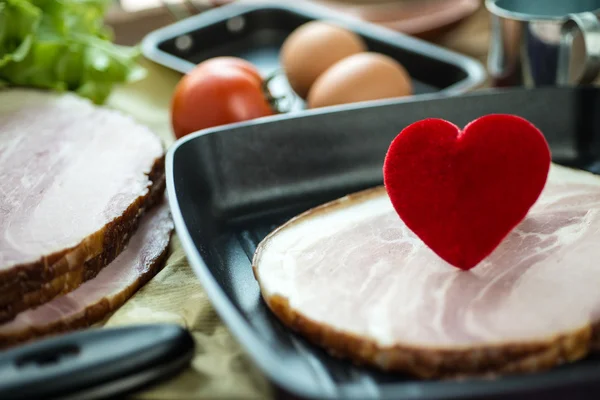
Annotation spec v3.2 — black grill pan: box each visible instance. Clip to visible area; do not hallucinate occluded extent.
[167,86,600,400]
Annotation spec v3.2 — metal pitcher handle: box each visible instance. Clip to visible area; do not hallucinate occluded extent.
[487,13,507,78]
[557,12,600,85]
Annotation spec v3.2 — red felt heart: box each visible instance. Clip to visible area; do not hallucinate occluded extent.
[383,114,551,271]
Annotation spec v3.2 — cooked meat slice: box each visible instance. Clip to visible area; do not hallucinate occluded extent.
[0,200,173,348]
[253,165,600,378]
[0,89,165,323]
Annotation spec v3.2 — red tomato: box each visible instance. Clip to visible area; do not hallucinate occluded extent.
[171,57,274,139]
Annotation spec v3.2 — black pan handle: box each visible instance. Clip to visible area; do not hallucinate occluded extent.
[0,324,195,400]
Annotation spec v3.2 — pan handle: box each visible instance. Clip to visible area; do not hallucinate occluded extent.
[0,324,195,400]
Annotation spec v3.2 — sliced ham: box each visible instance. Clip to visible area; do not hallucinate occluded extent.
[253,165,600,378]
[0,200,173,348]
[0,89,165,323]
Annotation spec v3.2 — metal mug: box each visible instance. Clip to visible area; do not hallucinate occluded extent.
[486,0,600,87]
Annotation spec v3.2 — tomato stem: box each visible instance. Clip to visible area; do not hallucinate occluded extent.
[262,69,297,114]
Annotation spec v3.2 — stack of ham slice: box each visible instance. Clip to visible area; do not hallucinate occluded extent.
[0,89,173,347]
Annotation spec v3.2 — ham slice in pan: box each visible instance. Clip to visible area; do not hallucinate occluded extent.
[253,165,600,378]
[0,89,165,322]
[0,201,173,348]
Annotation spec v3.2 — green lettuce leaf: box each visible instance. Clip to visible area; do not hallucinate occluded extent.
[0,0,41,66]
[0,0,146,104]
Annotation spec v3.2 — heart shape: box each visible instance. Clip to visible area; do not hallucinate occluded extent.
[383,115,551,270]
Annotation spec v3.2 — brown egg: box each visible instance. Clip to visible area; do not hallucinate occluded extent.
[281,21,367,99]
[307,52,413,109]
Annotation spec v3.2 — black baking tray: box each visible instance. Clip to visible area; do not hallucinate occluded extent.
[141,1,485,110]
[166,86,600,400]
